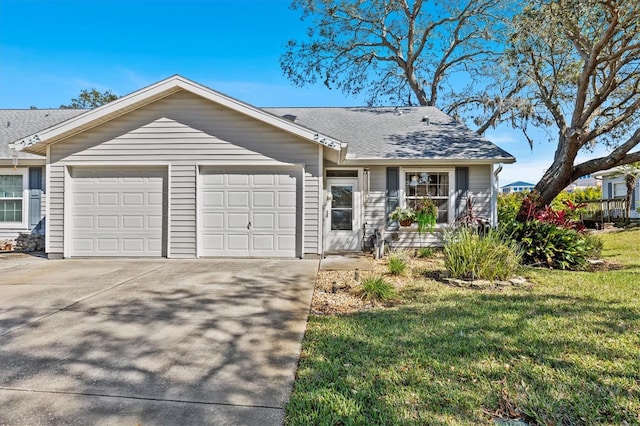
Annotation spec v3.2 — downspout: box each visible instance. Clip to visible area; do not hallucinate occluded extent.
[492,164,504,227]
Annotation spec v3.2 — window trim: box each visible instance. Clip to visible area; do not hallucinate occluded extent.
[399,167,455,225]
[0,168,28,228]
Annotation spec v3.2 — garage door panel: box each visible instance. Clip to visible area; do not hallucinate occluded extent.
[202,191,224,207]
[253,213,275,230]
[202,234,224,250]
[123,239,144,252]
[278,213,296,229]
[122,193,144,206]
[70,167,165,257]
[228,192,249,208]
[253,192,275,208]
[202,174,223,185]
[253,174,275,186]
[228,212,250,229]
[200,169,297,257]
[278,192,296,208]
[202,213,224,229]
[227,234,250,251]
[228,174,250,186]
[74,216,94,229]
[147,216,163,229]
[74,193,94,205]
[97,216,119,229]
[122,215,144,229]
[147,192,163,206]
[278,235,296,251]
[252,234,275,251]
[97,239,118,252]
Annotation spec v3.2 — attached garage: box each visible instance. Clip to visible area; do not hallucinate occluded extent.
[14,76,339,259]
[68,167,166,257]
[199,168,299,257]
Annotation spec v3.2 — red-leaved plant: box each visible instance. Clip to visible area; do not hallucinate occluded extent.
[521,194,586,232]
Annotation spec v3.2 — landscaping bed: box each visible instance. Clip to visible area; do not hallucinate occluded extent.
[288,229,640,425]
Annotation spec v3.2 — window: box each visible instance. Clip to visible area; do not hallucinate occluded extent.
[613,182,626,198]
[0,171,26,225]
[404,171,450,223]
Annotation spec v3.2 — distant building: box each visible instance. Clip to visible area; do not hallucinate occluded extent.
[501,181,535,194]
[564,174,600,192]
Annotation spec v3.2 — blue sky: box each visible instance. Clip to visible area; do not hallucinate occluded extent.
[0,0,605,185]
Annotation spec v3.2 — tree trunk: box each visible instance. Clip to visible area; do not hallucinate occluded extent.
[515,134,578,222]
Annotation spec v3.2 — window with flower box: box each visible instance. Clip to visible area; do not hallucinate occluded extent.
[403,170,452,223]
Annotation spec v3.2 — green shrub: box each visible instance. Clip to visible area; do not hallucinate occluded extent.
[443,227,522,281]
[501,221,601,270]
[387,254,408,275]
[497,192,525,224]
[357,275,397,301]
[416,246,435,258]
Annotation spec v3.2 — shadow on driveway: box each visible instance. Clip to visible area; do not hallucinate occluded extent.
[0,258,318,425]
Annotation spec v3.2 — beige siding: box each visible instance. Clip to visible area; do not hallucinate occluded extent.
[468,165,492,218]
[47,90,321,257]
[364,166,387,232]
[170,164,196,258]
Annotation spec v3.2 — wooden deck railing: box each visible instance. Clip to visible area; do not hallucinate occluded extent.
[580,198,628,223]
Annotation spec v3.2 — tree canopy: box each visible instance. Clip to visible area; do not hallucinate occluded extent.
[282,0,640,211]
[508,0,640,208]
[60,88,119,109]
[281,0,519,133]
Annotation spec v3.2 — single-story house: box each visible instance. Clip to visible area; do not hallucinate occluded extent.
[6,75,514,258]
[595,168,639,219]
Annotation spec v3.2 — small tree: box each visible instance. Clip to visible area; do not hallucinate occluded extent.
[60,89,118,109]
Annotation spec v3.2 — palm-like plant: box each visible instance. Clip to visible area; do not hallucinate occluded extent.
[614,162,640,222]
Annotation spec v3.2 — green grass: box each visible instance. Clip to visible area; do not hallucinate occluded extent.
[286,229,640,425]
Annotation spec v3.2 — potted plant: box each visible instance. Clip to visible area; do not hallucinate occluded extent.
[415,198,438,233]
[389,207,416,226]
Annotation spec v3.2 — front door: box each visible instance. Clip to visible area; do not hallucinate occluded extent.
[326,178,360,251]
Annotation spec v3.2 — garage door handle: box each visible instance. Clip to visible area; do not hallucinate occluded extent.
[247,221,252,229]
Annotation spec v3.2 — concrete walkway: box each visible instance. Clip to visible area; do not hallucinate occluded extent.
[0,256,319,425]
[320,252,374,271]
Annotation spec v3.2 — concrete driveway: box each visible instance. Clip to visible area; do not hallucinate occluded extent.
[0,254,319,425]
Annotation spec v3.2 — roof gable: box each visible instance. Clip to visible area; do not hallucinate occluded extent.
[12,75,344,156]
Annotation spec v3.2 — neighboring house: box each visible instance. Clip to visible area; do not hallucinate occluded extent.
[595,168,639,219]
[0,109,85,242]
[8,75,514,258]
[500,181,534,194]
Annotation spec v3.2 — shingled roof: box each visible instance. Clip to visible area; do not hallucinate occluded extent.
[265,106,514,163]
[0,109,85,160]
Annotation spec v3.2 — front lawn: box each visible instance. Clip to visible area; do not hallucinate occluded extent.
[286,229,640,425]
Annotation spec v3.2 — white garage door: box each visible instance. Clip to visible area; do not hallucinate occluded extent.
[70,167,165,257]
[200,169,298,257]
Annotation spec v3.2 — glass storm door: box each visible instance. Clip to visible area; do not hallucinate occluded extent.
[327,178,360,251]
